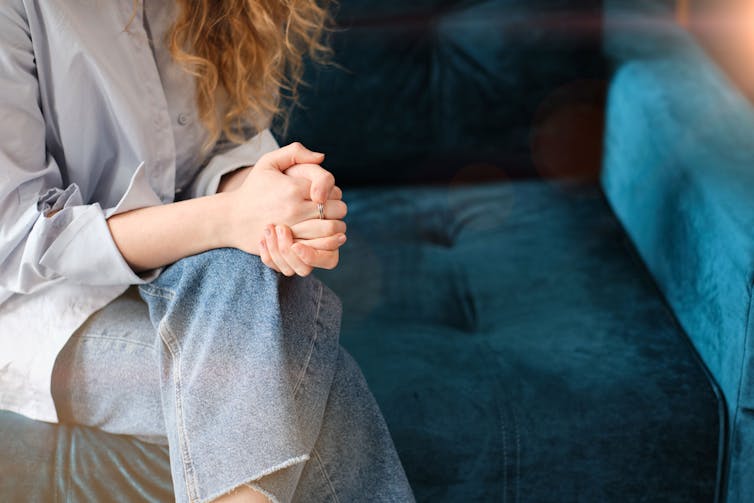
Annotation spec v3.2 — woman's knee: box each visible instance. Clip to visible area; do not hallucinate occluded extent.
[140,247,341,346]
[181,247,275,286]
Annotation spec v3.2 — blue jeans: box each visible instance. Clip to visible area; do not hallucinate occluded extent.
[51,248,414,503]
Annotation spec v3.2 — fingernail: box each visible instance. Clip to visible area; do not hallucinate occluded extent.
[264,228,271,237]
[313,151,325,157]
[276,226,284,237]
[338,234,346,243]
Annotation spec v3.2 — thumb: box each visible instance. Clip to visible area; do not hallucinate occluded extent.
[258,142,325,172]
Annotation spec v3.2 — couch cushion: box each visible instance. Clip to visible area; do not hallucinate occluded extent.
[319,180,721,501]
[0,409,172,501]
[0,180,721,501]
[277,0,607,185]
[602,48,754,503]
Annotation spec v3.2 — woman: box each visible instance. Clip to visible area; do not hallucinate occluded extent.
[0,1,414,502]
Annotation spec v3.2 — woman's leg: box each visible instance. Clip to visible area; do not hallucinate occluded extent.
[51,285,167,445]
[137,248,340,503]
[53,248,414,503]
[291,346,415,502]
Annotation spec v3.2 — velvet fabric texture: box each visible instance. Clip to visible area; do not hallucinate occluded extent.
[602,41,754,503]
[1,0,730,500]
[276,0,607,185]
[1,181,721,501]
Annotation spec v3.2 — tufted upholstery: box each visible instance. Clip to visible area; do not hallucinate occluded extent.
[1,1,726,501]
[321,181,720,501]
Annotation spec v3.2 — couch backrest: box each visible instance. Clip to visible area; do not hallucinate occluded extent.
[277,0,608,186]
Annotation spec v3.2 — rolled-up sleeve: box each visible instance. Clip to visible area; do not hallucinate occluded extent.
[187,128,280,199]
[0,4,149,294]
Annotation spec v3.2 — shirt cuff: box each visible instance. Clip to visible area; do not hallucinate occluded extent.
[188,129,280,199]
[39,203,158,286]
[38,162,163,286]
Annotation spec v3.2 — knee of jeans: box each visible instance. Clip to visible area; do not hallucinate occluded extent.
[191,248,272,281]
[156,248,276,298]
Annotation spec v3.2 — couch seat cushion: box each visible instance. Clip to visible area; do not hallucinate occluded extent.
[320,179,722,501]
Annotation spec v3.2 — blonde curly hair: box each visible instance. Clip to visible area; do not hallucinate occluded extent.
[135,0,333,150]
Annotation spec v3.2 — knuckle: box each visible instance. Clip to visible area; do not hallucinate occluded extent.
[280,205,296,222]
[282,182,299,199]
[336,201,348,217]
[295,179,311,198]
[335,221,347,234]
[325,251,339,270]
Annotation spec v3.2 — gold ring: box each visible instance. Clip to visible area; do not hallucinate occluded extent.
[317,202,325,220]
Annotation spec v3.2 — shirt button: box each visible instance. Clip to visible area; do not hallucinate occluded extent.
[177,113,190,126]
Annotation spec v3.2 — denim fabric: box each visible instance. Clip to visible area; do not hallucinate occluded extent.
[51,248,414,503]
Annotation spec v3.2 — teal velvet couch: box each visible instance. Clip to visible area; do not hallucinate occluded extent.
[0,1,738,501]
[603,21,754,503]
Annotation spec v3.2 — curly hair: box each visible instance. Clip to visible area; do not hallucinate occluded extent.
[134,0,333,150]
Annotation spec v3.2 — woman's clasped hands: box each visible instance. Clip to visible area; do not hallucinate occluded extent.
[219,142,347,277]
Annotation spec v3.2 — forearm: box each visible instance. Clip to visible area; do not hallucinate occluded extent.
[106,192,234,273]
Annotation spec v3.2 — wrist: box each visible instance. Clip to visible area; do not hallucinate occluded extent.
[205,191,238,250]
[217,166,252,193]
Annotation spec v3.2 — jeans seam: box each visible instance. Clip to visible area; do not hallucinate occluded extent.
[69,333,157,351]
[140,283,176,302]
[313,447,340,503]
[159,318,203,502]
[291,282,324,398]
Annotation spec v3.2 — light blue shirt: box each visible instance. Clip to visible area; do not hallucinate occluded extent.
[0,0,279,422]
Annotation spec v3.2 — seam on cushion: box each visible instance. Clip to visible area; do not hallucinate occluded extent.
[514,409,520,503]
[729,281,754,501]
[499,391,507,503]
[313,447,340,503]
[732,284,753,439]
[62,435,70,503]
[292,282,324,398]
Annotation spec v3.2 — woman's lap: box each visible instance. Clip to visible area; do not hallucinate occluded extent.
[51,248,414,502]
[52,285,167,444]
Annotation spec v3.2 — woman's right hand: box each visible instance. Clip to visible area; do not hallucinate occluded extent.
[222,142,348,258]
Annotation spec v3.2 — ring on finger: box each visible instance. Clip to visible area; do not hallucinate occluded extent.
[317,202,325,220]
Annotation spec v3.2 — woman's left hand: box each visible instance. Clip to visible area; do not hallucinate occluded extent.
[259,223,346,276]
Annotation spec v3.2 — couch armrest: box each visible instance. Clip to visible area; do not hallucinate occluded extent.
[602,43,754,501]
